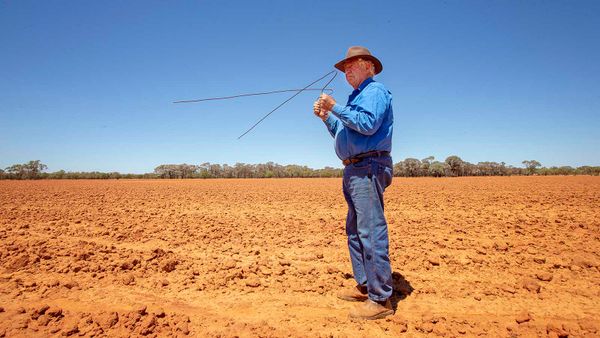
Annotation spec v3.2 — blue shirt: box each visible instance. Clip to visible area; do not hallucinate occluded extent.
[324,77,393,161]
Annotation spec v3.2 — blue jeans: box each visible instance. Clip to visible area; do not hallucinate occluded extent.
[343,156,393,302]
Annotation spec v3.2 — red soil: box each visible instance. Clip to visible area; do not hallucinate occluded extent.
[0,176,598,337]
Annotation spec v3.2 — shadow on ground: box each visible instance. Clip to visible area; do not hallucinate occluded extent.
[391,271,414,310]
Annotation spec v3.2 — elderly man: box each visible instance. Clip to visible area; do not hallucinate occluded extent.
[314,46,394,320]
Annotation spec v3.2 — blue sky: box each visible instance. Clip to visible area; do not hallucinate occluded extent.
[1,1,598,173]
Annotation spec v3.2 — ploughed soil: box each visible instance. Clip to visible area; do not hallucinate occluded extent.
[0,176,599,337]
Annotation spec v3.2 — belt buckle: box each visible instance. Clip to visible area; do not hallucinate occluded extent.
[343,158,360,166]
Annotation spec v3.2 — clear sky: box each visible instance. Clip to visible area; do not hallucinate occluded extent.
[1,1,599,173]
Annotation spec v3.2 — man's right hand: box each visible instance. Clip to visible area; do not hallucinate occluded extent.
[313,100,329,121]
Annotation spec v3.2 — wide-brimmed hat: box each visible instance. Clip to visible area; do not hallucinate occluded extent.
[334,46,383,74]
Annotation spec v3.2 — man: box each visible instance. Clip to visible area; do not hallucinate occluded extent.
[313,46,394,320]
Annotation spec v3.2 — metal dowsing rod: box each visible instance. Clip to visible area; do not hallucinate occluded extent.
[173,88,333,104]
[236,70,337,139]
[318,70,338,115]
[173,70,338,139]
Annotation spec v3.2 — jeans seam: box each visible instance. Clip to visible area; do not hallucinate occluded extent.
[367,168,376,299]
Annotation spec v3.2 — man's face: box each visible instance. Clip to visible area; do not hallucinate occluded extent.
[344,58,371,89]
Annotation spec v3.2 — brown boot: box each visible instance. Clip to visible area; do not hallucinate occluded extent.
[349,299,394,320]
[337,285,368,302]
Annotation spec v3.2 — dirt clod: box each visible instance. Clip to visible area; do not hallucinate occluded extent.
[46,306,63,318]
[516,311,532,324]
[161,260,178,273]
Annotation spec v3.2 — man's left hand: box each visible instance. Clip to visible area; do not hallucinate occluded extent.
[319,94,336,112]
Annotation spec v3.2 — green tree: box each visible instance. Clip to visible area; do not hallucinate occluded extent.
[445,156,464,177]
[576,166,600,176]
[52,170,66,179]
[5,164,24,178]
[179,164,199,178]
[393,161,407,177]
[198,162,212,178]
[27,160,48,178]
[154,164,178,178]
[403,158,422,177]
[420,156,434,176]
[429,161,447,177]
[5,160,47,179]
[522,160,541,175]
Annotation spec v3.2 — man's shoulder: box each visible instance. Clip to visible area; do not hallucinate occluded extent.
[363,81,391,96]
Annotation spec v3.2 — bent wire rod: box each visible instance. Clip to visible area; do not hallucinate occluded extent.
[173,88,333,104]
[237,70,337,139]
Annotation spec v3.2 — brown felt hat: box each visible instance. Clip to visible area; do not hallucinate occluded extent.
[334,46,383,74]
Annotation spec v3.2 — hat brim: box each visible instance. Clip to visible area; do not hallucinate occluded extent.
[334,55,383,74]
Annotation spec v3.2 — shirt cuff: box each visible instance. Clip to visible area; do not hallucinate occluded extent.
[331,103,344,116]
[324,114,334,124]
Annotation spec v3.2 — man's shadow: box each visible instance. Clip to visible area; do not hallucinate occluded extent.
[391,271,414,311]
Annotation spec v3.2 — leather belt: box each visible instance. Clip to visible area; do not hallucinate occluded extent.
[342,150,390,166]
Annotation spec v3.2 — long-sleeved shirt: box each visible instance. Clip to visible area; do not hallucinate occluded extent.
[324,77,393,161]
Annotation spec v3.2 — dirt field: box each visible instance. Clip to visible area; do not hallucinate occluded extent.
[0,176,599,337]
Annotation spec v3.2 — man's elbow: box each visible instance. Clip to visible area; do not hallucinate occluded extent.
[353,114,382,135]
[356,125,378,136]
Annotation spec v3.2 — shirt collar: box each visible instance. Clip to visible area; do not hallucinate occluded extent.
[358,77,374,91]
[351,77,374,96]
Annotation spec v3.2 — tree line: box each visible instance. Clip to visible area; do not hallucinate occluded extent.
[393,157,598,177]
[1,158,598,180]
[154,162,343,179]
